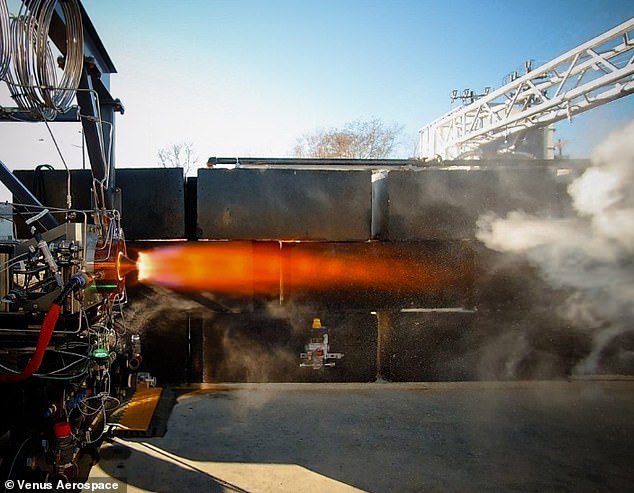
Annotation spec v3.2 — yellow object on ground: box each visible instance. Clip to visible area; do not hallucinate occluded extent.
[117,387,163,432]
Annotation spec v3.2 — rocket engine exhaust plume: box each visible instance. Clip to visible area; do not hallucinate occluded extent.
[136,242,464,295]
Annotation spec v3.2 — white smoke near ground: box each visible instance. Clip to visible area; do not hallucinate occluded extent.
[122,285,204,329]
[218,327,298,383]
[477,121,634,375]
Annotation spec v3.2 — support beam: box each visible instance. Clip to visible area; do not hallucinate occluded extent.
[49,1,117,77]
[76,67,122,209]
[0,107,79,122]
[77,69,106,181]
[376,311,394,381]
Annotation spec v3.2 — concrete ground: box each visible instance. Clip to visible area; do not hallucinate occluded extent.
[91,379,634,492]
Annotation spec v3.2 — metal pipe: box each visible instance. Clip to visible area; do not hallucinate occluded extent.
[206,156,425,169]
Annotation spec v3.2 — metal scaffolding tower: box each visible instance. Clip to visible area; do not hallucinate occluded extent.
[419,18,634,160]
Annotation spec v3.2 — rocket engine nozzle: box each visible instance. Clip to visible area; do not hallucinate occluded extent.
[91,239,137,294]
[117,252,137,279]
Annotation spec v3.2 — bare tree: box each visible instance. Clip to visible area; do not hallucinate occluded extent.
[294,118,403,158]
[157,142,198,175]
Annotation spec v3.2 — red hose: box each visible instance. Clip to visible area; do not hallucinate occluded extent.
[0,303,61,383]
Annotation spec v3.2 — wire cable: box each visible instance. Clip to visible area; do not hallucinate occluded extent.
[36,0,83,111]
[5,0,83,118]
[0,0,10,80]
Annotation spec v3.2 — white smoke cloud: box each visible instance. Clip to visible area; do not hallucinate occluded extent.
[570,124,634,250]
[476,120,634,375]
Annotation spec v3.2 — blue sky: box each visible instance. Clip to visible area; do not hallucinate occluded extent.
[1,0,634,176]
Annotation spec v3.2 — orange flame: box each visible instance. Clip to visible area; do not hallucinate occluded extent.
[136,242,466,296]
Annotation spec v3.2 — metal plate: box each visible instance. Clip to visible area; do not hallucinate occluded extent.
[14,169,94,211]
[197,169,372,241]
[117,168,185,240]
[384,167,563,240]
[13,169,93,238]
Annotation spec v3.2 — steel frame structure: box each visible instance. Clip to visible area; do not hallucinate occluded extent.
[419,17,634,160]
[0,1,122,210]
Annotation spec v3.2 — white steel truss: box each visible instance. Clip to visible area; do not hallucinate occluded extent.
[419,17,634,160]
